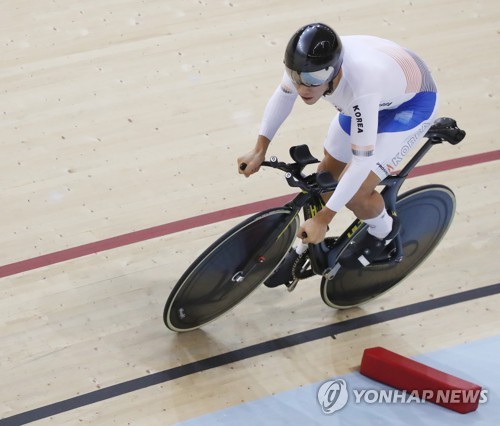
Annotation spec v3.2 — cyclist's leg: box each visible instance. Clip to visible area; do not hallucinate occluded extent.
[319,113,349,206]
[375,95,439,176]
[321,113,350,182]
[371,100,439,240]
[318,148,346,182]
[325,97,437,266]
[340,94,439,266]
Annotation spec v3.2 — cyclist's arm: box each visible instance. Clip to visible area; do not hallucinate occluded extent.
[258,72,298,142]
[238,74,297,176]
[325,93,381,213]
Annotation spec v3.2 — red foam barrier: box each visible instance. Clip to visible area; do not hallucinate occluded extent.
[360,347,482,414]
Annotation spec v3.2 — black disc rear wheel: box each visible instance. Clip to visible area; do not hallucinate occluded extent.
[164,208,299,331]
[321,185,456,308]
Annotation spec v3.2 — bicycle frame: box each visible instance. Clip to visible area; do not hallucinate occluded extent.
[283,131,458,280]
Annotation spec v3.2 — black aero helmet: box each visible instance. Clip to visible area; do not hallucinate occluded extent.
[284,23,343,87]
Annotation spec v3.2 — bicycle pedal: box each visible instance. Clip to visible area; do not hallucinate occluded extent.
[286,278,299,292]
[372,242,404,265]
[264,248,300,288]
[293,255,314,280]
[324,263,341,280]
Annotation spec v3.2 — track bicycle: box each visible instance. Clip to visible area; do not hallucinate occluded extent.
[164,117,465,332]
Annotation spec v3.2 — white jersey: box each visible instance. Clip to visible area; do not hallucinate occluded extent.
[259,35,437,213]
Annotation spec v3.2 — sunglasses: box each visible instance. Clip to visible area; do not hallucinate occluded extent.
[285,66,335,87]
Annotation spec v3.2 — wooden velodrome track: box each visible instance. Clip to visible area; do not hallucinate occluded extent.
[1,0,499,424]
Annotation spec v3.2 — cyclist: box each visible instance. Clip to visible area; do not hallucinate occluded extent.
[237,23,439,287]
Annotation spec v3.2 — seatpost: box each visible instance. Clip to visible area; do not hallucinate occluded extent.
[379,137,434,207]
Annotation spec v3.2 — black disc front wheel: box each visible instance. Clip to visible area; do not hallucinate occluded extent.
[164,208,299,331]
[321,185,456,308]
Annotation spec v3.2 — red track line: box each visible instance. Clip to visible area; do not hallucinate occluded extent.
[0,194,295,279]
[408,150,500,177]
[1,150,499,279]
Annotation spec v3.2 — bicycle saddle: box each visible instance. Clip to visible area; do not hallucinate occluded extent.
[425,117,466,145]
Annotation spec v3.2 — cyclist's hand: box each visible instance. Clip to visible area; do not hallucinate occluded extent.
[237,149,265,177]
[297,218,328,245]
[238,136,270,177]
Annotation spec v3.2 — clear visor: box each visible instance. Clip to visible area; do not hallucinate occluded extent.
[285,66,335,87]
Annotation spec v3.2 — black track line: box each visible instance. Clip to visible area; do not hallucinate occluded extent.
[1,282,499,426]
